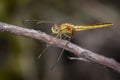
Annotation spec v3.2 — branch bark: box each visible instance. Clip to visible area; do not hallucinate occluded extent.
[0,22,120,73]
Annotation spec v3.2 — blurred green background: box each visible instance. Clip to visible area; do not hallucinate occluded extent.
[0,0,120,80]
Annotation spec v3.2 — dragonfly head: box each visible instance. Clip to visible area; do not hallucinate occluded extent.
[51,24,60,34]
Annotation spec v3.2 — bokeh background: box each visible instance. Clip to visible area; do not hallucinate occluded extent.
[0,0,120,80]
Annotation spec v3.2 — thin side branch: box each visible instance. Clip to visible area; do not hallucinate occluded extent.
[0,22,120,73]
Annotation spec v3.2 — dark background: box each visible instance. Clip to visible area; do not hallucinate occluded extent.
[0,0,120,80]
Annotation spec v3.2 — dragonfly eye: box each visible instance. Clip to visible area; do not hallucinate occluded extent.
[51,24,60,34]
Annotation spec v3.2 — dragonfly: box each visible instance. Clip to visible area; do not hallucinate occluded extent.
[51,23,113,38]
[36,22,113,69]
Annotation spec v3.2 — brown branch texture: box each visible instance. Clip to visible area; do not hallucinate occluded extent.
[0,22,120,73]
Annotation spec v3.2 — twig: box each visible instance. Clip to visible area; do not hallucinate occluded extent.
[0,22,120,73]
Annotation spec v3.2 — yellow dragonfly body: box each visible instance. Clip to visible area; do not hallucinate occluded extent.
[51,23,113,38]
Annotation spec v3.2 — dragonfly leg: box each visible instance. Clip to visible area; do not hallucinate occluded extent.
[63,33,71,39]
[50,33,64,70]
[37,44,51,60]
[62,33,71,45]
[51,48,65,70]
[38,33,61,60]
[51,34,72,70]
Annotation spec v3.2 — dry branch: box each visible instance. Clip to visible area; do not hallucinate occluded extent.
[0,22,120,73]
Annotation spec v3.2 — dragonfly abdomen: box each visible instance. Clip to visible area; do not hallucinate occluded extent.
[74,23,113,31]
